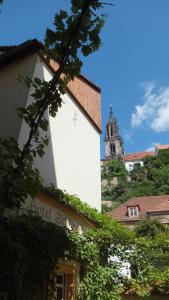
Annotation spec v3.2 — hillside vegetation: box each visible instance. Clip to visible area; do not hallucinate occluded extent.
[101,149,169,209]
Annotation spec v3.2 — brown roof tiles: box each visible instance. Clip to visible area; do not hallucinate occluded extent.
[123,151,154,162]
[109,195,169,222]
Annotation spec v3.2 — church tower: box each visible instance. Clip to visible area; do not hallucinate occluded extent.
[104,106,124,159]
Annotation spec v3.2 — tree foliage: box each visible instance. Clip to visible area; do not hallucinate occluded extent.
[0,213,69,300]
[44,187,169,298]
[102,159,127,181]
[135,218,168,239]
[102,150,169,205]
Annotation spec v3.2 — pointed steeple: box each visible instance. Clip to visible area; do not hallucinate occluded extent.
[109,105,115,123]
[104,106,124,159]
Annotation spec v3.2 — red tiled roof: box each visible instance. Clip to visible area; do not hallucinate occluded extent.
[48,60,101,133]
[156,145,169,150]
[123,151,154,162]
[108,195,169,222]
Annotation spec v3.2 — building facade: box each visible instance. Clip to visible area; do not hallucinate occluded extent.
[0,39,102,210]
[0,38,102,299]
[22,191,96,299]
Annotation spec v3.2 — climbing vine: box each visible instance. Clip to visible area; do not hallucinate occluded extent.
[0,185,169,299]
[0,213,70,300]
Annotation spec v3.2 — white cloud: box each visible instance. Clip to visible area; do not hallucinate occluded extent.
[131,82,169,132]
[123,129,132,142]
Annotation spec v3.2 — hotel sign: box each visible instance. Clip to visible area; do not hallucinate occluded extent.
[22,196,85,232]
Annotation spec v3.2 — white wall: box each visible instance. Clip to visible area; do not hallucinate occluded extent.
[19,56,101,211]
[49,91,101,210]
[43,64,101,210]
[124,160,144,172]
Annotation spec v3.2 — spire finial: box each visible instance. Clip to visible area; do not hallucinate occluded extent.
[109,105,114,122]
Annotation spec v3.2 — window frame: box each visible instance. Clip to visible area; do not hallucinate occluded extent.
[128,206,139,218]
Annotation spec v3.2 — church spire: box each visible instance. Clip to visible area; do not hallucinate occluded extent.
[109,105,114,122]
[104,106,124,159]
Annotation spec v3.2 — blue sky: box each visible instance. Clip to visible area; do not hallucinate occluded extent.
[1,0,169,158]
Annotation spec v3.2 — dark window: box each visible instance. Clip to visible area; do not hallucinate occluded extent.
[110,144,113,154]
[111,127,113,136]
[56,274,65,300]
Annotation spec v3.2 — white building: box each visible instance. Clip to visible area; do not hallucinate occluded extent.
[123,151,154,172]
[0,39,102,210]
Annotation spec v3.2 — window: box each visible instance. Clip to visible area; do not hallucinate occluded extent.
[111,127,113,137]
[110,144,115,155]
[130,207,137,216]
[110,144,113,154]
[56,273,65,300]
[128,206,139,217]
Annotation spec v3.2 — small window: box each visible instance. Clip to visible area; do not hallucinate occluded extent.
[111,127,113,136]
[56,273,65,300]
[128,207,138,217]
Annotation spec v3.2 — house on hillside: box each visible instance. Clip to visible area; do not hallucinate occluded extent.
[109,195,169,229]
[0,39,101,211]
[123,145,169,172]
[123,151,154,172]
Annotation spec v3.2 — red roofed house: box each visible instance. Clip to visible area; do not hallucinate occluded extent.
[123,151,154,172]
[123,145,169,172]
[109,195,169,229]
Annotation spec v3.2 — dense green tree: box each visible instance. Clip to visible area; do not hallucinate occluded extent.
[102,159,127,181]
[130,163,146,182]
[135,218,167,239]
[102,149,169,206]
[101,159,128,204]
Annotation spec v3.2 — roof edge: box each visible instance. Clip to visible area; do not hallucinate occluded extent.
[0,39,101,92]
[41,55,102,134]
[0,39,43,69]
